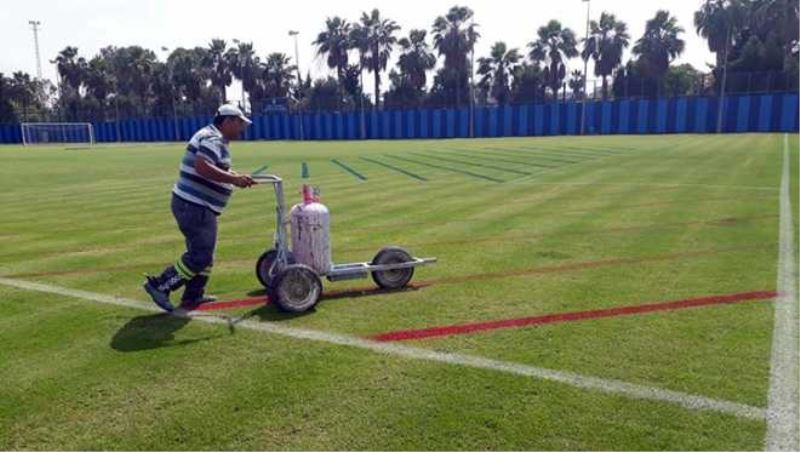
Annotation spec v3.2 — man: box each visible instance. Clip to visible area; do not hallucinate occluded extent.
[143,104,257,312]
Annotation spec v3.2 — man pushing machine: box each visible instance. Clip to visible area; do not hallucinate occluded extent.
[143,104,257,312]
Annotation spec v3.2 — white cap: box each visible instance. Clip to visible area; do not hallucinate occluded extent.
[216,104,252,124]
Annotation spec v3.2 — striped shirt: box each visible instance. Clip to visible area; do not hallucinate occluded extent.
[172,125,234,214]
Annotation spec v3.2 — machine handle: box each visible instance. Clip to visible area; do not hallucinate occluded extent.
[251,174,283,184]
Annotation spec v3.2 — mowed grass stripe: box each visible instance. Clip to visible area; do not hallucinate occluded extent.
[563,146,626,155]
[384,155,505,183]
[411,152,532,176]
[483,147,586,164]
[511,146,608,160]
[437,149,558,169]
[331,159,368,181]
[359,157,428,181]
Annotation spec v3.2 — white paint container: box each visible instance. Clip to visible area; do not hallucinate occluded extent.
[290,186,332,275]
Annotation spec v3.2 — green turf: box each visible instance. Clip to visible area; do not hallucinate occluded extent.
[0,133,797,450]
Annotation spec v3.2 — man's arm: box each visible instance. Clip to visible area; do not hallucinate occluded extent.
[194,157,256,188]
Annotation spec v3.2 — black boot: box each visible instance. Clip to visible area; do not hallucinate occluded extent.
[143,265,187,312]
[179,274,217,310]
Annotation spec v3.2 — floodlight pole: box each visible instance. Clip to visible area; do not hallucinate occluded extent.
[580,0,591,135]
[29,20,43,80]
[161,46,180,141]
[716,26,731,134]
[289,30,305,140]
[469,15,476,138]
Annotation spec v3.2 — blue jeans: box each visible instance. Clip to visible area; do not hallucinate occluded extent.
[172,194,217,275]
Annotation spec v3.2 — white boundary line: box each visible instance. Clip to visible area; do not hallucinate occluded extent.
[765,134,800,451]
[506,180,779,191]
[0,275,765,422]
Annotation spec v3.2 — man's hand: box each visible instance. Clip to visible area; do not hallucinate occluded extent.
[195,158,257,188]
[232,174,256,188]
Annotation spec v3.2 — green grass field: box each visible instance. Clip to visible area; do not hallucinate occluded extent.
[0,133,797,450]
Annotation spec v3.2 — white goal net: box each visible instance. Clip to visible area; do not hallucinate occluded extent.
[20,123,95,146]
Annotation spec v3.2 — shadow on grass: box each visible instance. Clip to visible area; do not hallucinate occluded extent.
[110,313,222,352]
[241,284,427,322]
[245,284,426,300]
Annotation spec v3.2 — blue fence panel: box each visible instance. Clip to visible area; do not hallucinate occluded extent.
[781,93,798,132]
[637,100,649,134]
[444,109,454,138]
[420,110,429,138]
[695,97,710,133]
[431,110,442,138]
[723,96,738,133]
[547,104,558,135]
[390,111,399,139]
[618,100,631,134]
[517,105,529,136]
[736,96,751,132]
[656,99,668,133]
[563,103,575,135]
[501,105,512,136]
[675,98,688,133]
[582,102,594,134]
[601,102,612,134]
[533,104,544,135]
[457,108,468,137]
[485,108,496,137]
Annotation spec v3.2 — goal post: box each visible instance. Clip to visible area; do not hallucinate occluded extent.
[20,123,95,146]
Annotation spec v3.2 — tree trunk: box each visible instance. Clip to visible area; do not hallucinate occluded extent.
[601,76,608,100]
[374,68,381,110]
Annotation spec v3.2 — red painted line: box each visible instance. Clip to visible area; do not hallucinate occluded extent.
[368,290,778,342]
[195,296,268,311]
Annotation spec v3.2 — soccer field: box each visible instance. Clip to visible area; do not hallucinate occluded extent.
[0,133,797,450]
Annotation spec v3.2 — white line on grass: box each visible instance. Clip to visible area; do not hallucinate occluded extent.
[0,276,766,422]
[765,134,800,451]
[505,180,779,191]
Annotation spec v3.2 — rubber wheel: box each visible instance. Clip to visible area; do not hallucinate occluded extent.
[270,264,322,313]
[255,249,294,288]
[371,246,415,290]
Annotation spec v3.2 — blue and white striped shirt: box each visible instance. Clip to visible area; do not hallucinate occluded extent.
[172,125,233,214]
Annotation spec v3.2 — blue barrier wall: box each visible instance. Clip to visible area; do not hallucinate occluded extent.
[1,93,797,144]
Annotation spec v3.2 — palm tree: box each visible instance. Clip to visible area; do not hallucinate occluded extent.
[476,41,521,104]
[168,47,214,112]
[84,56,114,105]
[261,53,296,99]
[205,39,231,103]
[52,46,86,94]
[126,47,158,110]
[397,29,438,92]
[511,62,544,103]
[752,0,798,65]
[313,17,352,85]
[431,6,479,107]
[529,20,578,100]
[9,72,35,117]
[353,9,400,109]
[694,1,744,69]
[0,74,16,122]
[568,69,585,99]
[633,10,685,88]
[582,12,630,100]
[228,41,260,109]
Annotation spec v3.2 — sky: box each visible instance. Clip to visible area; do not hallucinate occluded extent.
[2,0,715,102]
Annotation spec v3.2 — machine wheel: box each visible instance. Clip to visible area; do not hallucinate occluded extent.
[371,246,415,290]
[255,249,294,288]
[270,264,322,313]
